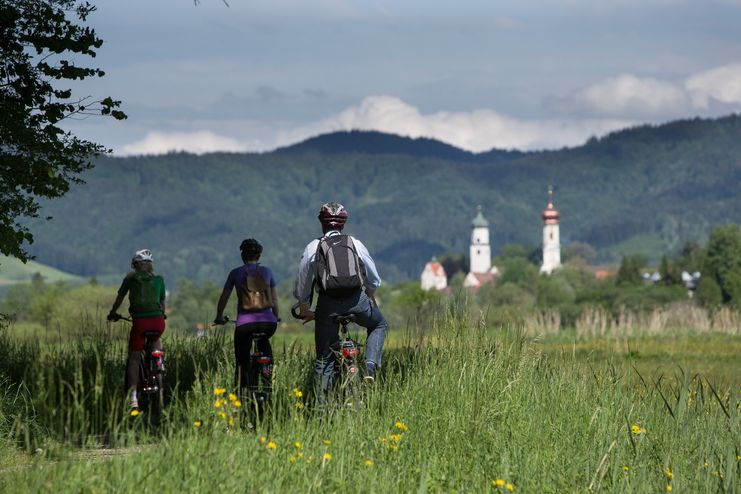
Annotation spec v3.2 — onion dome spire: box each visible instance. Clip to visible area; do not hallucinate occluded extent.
[542,186,560,224]
[472,205,489,227]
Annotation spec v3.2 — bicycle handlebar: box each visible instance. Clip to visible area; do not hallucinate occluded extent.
[107,313,131,322]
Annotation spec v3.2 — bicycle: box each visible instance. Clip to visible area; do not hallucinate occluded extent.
[109,314,165,422]
[212,316,273,419]
[291,305,365,408]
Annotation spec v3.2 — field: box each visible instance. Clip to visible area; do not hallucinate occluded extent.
[0,312,738,493]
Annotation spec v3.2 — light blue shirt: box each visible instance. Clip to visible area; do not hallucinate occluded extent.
[294,230,382,305]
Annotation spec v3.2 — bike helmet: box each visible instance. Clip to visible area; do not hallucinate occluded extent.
[132,249,153,264]
[240,238,263,257]
[318,202,348,230]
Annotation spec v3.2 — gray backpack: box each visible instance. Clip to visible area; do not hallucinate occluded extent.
[314,235,365,296]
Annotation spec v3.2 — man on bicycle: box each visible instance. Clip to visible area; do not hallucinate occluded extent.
[107,249,166,412]
[294,202,388,402]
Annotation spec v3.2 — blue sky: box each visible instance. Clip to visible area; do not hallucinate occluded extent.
[63,0,741,154]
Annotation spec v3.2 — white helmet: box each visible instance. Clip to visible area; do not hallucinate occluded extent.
[132,249,153,264]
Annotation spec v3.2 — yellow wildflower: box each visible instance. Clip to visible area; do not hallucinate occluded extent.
[506,483,514,492]
[363,459,374,467]
[703,462,709,469]
[389,434,401,444]
[214,399,224,408]
[228,393,238,402]
[193,420,203,427]
[297,451,303,459]
[388,443,398,452]
[295,402,304,410]
[666,485,672,492]
[130,409,140,417]
[395,421,408,432]
[218,411,226,419]
[290,455,297,463]
[664,467,673,479]
[293,388,303,398]
[214,387,226,396]
[259,436,267,444]
[323,452,332,461]
[294,442,302,449]
[623,465,630,472]
[323,439,332,445]
[233,400,241,408]
[630,424,646,435]
[494,479,505,487]
[228,416,234,426]
[267,440,277,451]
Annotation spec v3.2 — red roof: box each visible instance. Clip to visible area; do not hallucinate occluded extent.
[425,261,447,277]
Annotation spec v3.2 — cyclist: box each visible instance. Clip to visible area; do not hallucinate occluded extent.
[294,202,387,403]
[107,249,166,412]
[214,239,280,392]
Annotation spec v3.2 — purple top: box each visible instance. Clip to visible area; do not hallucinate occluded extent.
[224,263,277,325]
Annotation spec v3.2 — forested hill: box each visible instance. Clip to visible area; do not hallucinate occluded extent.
[26,115,741,285]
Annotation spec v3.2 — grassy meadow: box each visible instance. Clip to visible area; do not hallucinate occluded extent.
[0,307,738,493]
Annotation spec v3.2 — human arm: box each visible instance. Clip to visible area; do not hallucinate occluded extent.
[215,271,235,323]
[294,240,319,323]
[352,238,381,302]
[107,274,130,320]
[270,286,280,321]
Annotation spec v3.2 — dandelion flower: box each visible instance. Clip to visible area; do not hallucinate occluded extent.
[364,459,374,467]
[323,439,332,445]
[323,452,332,461]
[214,399,224,408]
[228,416,234,426]
[267,441,277,451]
[228,393,238,402]
[297,451,303,459]
[506,483,514,491]
[214,387,226,396]
[703,462,709,469]
[665,485,672,492]
[294,442,302,449]
[293,388,303,398]
[218,411,227,419]
[388,443,398,452]
[233,400,241,408]
[623,465,630,472]
[193,420,203,427]
[395,421,408,432]
[130,409,140,417]
[630,424,646,435]
[290,455,297,463]
[389,434,401,444]
[664,467,673,479]
[493,479,505,487]
[259,436,267,445]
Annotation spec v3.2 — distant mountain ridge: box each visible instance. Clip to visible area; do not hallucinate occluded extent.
[24,114,741,285]
[275,130,523,163]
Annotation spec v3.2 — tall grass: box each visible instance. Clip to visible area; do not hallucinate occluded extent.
[0,310,738,492]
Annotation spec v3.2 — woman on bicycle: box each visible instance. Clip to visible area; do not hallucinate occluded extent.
[107,249,167,411]
[214,239,280,391]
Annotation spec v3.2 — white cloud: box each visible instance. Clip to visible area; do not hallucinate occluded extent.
[274,95,631,152]
[547,74,691,119]
[120,131,250,155]
[684,63,741,108]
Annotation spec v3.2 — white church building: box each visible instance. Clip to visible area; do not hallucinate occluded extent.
[463,206,500,290]
[540,187,562,274]
[420,259,448,291]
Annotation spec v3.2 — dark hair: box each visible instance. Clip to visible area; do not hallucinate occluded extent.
[240,238,263,261]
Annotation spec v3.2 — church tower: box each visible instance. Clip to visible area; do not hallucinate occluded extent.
[470,206,491,273]
[540,187,561,274]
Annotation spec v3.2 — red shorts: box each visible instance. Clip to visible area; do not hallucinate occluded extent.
[129,316,166,352]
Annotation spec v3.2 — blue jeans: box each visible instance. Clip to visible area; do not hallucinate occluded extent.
[314,290,387,403]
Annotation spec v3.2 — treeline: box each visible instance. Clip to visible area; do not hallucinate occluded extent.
[22,115,741,284]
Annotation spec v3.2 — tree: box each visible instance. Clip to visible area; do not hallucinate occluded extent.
[616,254,645,285]
[704,224,741,304]
[0,0,125,262]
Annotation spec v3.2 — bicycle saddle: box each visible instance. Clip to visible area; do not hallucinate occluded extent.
[331,313,356,324]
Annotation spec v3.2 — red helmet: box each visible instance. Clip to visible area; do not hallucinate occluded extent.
[318,202,348,230]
